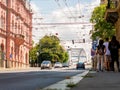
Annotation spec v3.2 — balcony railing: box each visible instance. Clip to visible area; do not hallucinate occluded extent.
[105,0,119,24]
[15,34,25,46]
[106,0,119,9]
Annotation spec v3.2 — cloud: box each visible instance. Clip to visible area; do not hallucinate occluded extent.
[32,0,100,43]
[31,2,40,13]
[47,1,99,40]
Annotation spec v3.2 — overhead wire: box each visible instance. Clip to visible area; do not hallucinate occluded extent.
[54,0,67,17]
[63,0,76,22]
[78,0,81,17]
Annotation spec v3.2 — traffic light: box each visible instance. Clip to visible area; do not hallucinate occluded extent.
[83,39,85,43]
[55,33,58,35]
[72,40,74,44]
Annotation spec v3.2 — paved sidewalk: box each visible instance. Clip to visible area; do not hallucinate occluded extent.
[71,71,120,90]
[0,67,41,73]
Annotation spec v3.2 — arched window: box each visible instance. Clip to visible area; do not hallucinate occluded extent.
[1,16,4,29]
[1,43,4,51]
[25,53,28,64]
[12,20,14,31]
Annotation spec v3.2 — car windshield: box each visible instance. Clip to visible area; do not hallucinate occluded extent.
[42,61,50,64]
[55,62,61,64]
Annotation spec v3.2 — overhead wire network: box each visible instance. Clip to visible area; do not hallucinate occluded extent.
[31,0,98,44]
[32,0,92,27]
[63,0,76,21]
[32,0,94,36]
[54,0,68,17]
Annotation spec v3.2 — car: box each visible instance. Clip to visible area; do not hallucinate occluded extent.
[54,62,62,68]
[41,60,52,69]
[62,62,69,67]
[76,62,85,70]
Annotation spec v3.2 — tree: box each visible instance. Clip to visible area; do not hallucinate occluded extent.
[38,35,69,63]
[29,44,38,67]
[90,4,115,40]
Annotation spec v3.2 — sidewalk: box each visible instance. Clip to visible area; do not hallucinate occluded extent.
[0,67,40,73]
[71,71,120,90]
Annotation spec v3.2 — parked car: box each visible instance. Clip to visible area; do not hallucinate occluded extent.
[41,60,52,69]
[62,62,69,67]
[54,62,62,68]
[76,62,85,70]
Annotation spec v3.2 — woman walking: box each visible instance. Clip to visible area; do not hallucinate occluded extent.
[103,38,111,71]
[96,39,106,72]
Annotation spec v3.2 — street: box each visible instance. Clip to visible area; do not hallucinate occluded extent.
[0,68,86,90]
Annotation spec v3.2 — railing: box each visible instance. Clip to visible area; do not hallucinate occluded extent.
[15,34,25,46]
[105,0,119,24]
[107,0,119,9]
[15,34,24,39]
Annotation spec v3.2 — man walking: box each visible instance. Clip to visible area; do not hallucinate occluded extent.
[108,36,120,72]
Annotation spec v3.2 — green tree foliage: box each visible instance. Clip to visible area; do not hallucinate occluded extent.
[38,35,69,63]
[29,44,38,66]
[90,5,115,40]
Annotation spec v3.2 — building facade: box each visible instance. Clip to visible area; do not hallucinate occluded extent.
[104,0,120,40]
[100,0,108,4]
[0,0,32,68]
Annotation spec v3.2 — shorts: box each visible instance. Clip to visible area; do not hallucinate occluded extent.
[105,55,111,62]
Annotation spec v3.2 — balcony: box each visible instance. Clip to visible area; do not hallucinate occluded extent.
[105,0,119,24]
[15,34,25,46]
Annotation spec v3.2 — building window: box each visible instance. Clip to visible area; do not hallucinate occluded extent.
[12,20,14,32]
[0,17,1,28]
[1,43,4,51]
[0,16,5,29]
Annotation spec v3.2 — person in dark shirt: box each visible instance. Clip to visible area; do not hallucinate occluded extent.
[108,36,120,72]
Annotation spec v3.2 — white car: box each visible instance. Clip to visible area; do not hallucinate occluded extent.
[54,62,62,68]
[41,60,52,69]
[62,62,69,67]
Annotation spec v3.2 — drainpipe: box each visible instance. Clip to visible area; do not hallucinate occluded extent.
[5,0,8,68]
[6,0,11,68]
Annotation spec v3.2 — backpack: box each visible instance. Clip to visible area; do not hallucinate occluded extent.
[109,41,119,54]
[97,45,104,55]
[111,43,118,50]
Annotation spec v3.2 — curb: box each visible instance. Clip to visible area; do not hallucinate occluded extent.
[0,68,40,73]
[43,70,89,90]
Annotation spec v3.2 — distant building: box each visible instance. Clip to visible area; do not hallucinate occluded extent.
[0,0,32,68]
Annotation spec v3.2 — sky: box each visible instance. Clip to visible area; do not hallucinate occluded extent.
[30,0,100,44]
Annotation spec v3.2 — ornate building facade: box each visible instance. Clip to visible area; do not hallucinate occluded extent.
[100,0,108,4]
[0,0,32,68]
[104,0,120,41]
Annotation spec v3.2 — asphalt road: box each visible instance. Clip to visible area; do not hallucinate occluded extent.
[0,69,85,90]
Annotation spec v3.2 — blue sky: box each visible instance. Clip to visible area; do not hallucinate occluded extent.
[31,0,100,43]
[31,0,100,15]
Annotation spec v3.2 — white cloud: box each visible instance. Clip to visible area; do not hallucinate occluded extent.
[31,2,40,13]
[32,0,100,44]
[47,1,99,40]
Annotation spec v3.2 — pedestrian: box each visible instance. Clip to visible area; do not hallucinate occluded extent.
[103,38,111,71]
[96,39,106,72]
[91,48,97,70]
[108,36,120,72]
